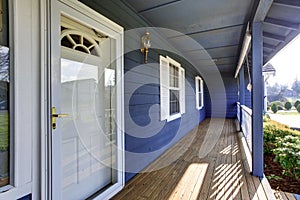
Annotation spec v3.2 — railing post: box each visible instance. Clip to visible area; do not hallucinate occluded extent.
[252,21,264,177]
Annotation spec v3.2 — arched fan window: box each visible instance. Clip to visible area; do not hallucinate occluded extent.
[61,29,101,57]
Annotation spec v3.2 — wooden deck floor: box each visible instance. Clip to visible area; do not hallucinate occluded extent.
[112,119,276,200]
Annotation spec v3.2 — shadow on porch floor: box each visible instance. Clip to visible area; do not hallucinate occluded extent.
[112,118,275,200]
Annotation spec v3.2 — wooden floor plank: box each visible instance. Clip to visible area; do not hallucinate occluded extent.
[207,120,229,200]
[285,192,296,200]
[197,121,226,200]
[112,119,276,200]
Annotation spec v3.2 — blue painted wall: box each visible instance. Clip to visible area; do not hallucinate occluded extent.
[205,72,238,119]
[79,0,239,182]
[79,0,206,182]
[223,73,238,118]
[242,67,252,108]
[124,50,206,181]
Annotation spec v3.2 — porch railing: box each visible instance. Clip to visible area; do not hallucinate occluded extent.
[237,102,252,151]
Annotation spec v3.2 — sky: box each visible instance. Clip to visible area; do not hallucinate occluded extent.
[268,34,300,87]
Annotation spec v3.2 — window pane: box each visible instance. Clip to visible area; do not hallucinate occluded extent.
[198,92,202,108]
[198,79,201,92]
[170,89,179,115]
[169,64,179,88]
[0,0,10,188]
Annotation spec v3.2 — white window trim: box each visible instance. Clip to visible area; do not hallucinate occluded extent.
[160,55,185,122]
[195,76,204,110]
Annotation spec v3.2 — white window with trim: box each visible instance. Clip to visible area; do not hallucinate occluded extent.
[195,76,204,110]
[160,56,185,121]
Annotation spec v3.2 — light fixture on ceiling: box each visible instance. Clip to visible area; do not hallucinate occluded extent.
[141,32,151,64]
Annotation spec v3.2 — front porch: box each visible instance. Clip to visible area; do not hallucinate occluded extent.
[113,119,275,200]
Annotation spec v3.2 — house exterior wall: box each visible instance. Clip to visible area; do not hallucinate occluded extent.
[79,0,207,182]
[124,51,206,181]
[0,0,241,199]
[244,77,252,108]
[205,72,238,119]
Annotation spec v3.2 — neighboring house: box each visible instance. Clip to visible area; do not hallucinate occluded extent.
[0,0,299,199]
[263,63,276,111]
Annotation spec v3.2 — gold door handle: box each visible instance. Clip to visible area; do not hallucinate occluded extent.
[52,107,69,129]
[52,113,69,118]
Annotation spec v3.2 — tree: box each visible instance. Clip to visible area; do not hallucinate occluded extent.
[292,78,300,97]
[284,102,292,110]
[267,83,288,102]
[271,103,278,113]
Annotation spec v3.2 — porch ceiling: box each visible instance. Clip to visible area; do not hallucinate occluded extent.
[263,0,300,64]
[121,0,300,74]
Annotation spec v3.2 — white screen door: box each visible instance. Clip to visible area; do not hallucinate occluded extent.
[50,1,124,199]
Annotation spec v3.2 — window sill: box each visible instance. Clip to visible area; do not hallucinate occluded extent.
[196,106,204,110]
[167,113,181,122]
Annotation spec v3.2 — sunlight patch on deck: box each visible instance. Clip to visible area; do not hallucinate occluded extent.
[168,163,208,200]
[210,161,243,200]
[198,118,225,159]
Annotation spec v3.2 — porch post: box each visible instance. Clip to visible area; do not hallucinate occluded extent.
[251,22,264,177]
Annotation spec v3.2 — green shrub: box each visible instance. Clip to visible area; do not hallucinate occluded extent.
[263,114,270,122]
[264,120,300,179]
[264,120,300,153]
[271,103,278,113]
[284,102,292,110]
[273,135,300,180]
[264,124,289,153]
[297,104,300,113]
[294,100,300,108]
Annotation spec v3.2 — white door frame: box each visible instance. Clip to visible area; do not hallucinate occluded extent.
[48,0,124,199]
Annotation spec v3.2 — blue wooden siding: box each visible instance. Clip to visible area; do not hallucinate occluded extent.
[238,66,251,108]
[205,73,238,119]
[223,73,238,118]
[79,0,241,182]
[124,50,206,181]
[242,67,252,108]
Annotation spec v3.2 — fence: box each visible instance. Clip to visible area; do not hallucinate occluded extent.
[237,102,252,151]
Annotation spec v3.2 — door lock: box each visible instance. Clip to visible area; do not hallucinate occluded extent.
[52,107,69,129]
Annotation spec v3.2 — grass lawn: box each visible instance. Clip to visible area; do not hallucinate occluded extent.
[274,110,300,116]
[0,111,9,151]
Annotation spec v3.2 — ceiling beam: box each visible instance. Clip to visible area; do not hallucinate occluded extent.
[183,44,239,53]
[263,43,277,49]
[205,44,239,51]
[253,0,273,22]
[235,0,272,78]
[264,17,299,30]
[263,50,272,55]
[263,32,285,41]
[273,0,300,9]
[138,0,182,13]
[234,24,251,78]
[185,24,243,36]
